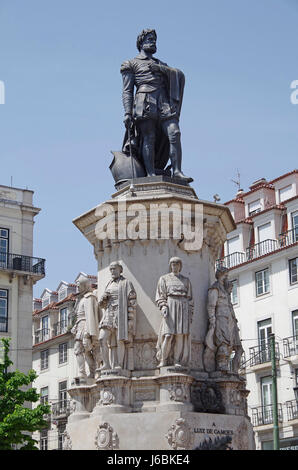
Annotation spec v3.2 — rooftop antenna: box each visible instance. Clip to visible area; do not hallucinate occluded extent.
[231,169,241,192]
[10,176,13,187]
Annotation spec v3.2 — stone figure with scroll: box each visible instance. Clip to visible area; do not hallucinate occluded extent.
[98,262,137,370]
[156,257,194,368]
[71,274,101,379]
[110,28,192,185]
[204,267,236,373]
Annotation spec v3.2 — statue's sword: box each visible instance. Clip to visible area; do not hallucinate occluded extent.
[128,123,135,193]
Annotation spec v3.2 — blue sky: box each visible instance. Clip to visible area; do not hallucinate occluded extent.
[0,0,297,295]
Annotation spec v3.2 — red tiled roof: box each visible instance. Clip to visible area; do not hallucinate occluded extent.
[269,169,298,184]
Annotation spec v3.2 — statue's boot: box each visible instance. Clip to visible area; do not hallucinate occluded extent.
[170,155,193,183]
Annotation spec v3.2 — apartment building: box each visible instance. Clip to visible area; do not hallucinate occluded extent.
[32,273,96,450]
[0,184,45,373]
[217,169,298,450]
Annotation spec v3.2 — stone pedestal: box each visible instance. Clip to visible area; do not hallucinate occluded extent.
[67,179,255,450]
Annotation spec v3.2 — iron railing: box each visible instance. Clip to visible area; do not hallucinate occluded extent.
[251,404,283,426]
[216,252,246,269]
[246,239,278,261]
[0,252,45,275]
[51,400,71,419]
[283,335,298,358]
[279,228,298,248]
[216,230,298,269]
[53,320,69,337]
[286,400,298,421]
[34,328,50,344]
[249,342,280,367]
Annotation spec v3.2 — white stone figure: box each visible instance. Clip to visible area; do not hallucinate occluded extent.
[225,279,244,374]
[204,266,235,373]
[71,274,101,379]
[156,257,193,368]
[99,262,137,370]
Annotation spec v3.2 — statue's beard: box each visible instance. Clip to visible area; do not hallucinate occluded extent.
[143,44,157,54]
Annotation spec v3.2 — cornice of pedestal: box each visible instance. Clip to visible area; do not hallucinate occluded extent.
[72,182,235,257]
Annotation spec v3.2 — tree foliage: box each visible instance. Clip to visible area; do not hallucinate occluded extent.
[0,337,50,450]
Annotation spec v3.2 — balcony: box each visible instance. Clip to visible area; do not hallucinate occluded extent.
[51,400,71,420]
[34,328,50,345]
[279,227,298,248]
[246,239,278,261]
[0,252,45,278]
[283,335,298,361]
[53,320,70,337]
[217,229,298,270]
[251,404,283,426]
[249,342,280,368]
[286,400,298,422]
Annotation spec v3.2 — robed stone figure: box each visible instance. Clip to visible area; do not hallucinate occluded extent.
[110,29,192,184]
[156,257,193,368]
[99,262,137,370]
[71,274,101,379]
[203,267,243,373]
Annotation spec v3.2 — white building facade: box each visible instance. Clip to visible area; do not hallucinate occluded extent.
[218,169,298,450]
[32,274,96,450]
[0,184,45,373]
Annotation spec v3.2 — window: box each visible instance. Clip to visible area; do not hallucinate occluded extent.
[258,222,271,242]
[227,235,241,255]
[0,289,8,332]
[292,212,298,242]
[40,386,49,405]
[58,424,66,450]
[60,307,68,331]
[59,342,68,364]
[248,200,261,216]
[41,316,49,341]
[40,429,48,450]
[255,268,270,296]
[230,279,238,305]
[293,310,298,338]
[59,381,68,409]
[0,228,9,268]
[42,295,50,309]
[40,349,49,370]
[258,318,272,363]
[289,258,298,285]
[261,376,273,424]
[279,184,294,202]
[58,287,67,302]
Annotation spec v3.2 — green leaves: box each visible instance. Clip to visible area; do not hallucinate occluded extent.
[0,338,51,450]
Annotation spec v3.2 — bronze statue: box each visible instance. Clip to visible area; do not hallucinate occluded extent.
[110,29,192,185]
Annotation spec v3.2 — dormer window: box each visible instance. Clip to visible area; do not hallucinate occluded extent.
[248,200,261,216]
[279,184,294,203]
[42,296,50,308]
[58,287,67,302]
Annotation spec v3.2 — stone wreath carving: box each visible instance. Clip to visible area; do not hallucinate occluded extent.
[191,383,224,413]
[62,431,72,450]
[99,388,115,406]
[95,422,119,450]
[168,384,188,402]
[166,418,194,450]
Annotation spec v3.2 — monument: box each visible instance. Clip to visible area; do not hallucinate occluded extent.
[66,29,255,450]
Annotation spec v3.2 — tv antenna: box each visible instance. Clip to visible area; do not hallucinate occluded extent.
[231,169,241,191]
